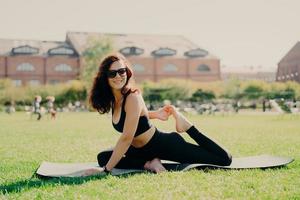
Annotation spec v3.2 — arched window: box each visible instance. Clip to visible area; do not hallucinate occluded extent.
[119,47,144,56]
[12,45,39,55]
[197,64,210,72]
[49,80,59,85]
[152,48,176,56]
[185,48,208,57]
[48,47,75,55]
[54,64,72,72]
[29,80,40,86]
[163,64,178,72]
[132,64,145,72]
[12,80,22,86]
[17,63,35,71]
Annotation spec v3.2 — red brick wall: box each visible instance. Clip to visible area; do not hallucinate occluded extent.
[277,59,300,83]
[0,56,5,77]
[188,58,220,81]
[0,54,220,85]
[6,55,45,85]
[1,55,80,85]
[127,56,155,82]
[45,56,80,84]
[126,56,221,83]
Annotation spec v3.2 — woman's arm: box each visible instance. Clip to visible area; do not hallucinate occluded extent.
[105,93,143,171]
[148,110,159,119]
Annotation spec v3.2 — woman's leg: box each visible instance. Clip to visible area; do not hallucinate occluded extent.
[97,147,149,169]
[166,106,232,165]
[157,131,232,166]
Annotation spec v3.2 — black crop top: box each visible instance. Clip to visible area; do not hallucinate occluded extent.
[112,94,152,137]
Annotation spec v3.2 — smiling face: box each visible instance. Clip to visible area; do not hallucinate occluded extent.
[108,60,128,90]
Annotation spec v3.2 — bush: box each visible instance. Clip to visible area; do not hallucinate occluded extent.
[190,89,215,102]
[141,79,191,103]
[0,80,88,108]
[243,85,264,100]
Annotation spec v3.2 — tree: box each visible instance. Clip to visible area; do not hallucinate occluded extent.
[81,37,113,86]
[222,78,242,100]
[243,85,264,100]
[190,89,215,102]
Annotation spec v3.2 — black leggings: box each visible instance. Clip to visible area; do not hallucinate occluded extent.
[98,126,232,169]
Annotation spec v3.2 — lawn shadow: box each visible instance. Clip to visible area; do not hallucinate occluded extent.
[0,173,107,195]
[0,170,146,195]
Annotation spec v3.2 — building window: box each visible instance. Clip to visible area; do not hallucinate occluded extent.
[185,48,208,57]
[17,63,35,71]
[49,80,59,85]
[119,47,144,56]
[152,48,176,56]
[197,64,210,72]
[163,64,178,72]
[29,80,40,86]
[12,45,39,55]
[54,64,72,72]
[132,64,145,72]
[48,47,75,56]
[12,80,22,86]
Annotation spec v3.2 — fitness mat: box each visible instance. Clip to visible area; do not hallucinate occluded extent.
[36,155,294,178]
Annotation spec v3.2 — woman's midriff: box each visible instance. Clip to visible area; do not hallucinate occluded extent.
[131,126,156,148]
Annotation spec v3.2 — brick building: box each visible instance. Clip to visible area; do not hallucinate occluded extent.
[0,32,221,86]
[276,42,300,83]
[0,39,80,86]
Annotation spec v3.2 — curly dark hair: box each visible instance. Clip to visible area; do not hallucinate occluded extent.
[89,53,138,114]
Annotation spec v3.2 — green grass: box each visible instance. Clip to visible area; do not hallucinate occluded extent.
[0,112,300,199]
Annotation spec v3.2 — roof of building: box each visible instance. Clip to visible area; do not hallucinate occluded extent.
[278,41,300,64]
[66,31,218,59]
[0,38,76,56]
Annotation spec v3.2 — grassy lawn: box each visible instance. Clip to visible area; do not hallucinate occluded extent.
[0,112,299,199]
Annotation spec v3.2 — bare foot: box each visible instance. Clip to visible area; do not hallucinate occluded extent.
[144,158,166,173]
[82,168,103,177]
[166,105,193,133]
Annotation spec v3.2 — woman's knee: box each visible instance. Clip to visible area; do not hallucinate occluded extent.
[97,151,112,167]
[222,152,232,166]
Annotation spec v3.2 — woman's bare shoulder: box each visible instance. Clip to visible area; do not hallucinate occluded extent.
[124,91,143,110]
[126,91,143,103]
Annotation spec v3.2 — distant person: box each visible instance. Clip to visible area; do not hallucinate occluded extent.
[233,101,240,113]
[89,54,232,174]
[32,95,42,120]
[46,96,56,119]
[262,99,266,112]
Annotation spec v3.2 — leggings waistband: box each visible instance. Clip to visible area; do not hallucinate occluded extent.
[138,127,162,151]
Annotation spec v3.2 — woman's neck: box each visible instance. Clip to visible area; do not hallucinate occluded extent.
[112,89,123,104]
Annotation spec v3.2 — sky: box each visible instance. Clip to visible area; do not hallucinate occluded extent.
[1,0,299,70]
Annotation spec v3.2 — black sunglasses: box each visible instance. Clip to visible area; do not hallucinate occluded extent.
[107,68,127,78]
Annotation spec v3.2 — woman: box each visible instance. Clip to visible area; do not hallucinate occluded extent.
[89,53,232,174]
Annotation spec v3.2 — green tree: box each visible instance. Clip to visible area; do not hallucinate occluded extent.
[81,37,113,86]
[222,78,242,100]
[190,89,215,102]
[243,85,264,100]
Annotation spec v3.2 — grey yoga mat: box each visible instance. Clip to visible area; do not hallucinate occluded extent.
[36,155,294,178]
